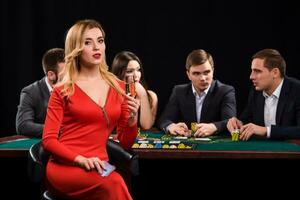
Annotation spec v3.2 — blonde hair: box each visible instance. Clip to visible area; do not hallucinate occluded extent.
[61,19,124,96]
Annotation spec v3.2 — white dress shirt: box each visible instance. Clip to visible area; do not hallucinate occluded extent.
[263,80,283,138]
[165,84,211,133]
[45,77,53,93]
[192,84,210,123]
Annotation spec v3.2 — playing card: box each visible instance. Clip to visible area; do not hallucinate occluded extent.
[100,161,116,177]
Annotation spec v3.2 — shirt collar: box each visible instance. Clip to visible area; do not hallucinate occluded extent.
[45,77,53,92]
[263,79,283,99]
[192,83,210,97]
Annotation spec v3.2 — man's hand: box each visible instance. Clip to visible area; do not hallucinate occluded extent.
[239,123,267,140]
[168,122,189,136]
[227,117,243,133]
[194,123,217,137]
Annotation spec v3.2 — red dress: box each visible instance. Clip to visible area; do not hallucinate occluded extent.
[42,81,137,200]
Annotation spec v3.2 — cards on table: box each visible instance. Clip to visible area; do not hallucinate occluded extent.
[194,137,212,141]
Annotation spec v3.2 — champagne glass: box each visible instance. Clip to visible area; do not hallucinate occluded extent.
[125,74,136,97]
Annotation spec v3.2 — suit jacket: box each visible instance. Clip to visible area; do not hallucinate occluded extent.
[158,80,237,134]
[16,77,50,137]
[240,77,300,139]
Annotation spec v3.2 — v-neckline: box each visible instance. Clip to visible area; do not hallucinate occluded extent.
[75,83,111,109]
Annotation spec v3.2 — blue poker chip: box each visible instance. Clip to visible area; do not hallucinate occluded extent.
[154,143,162,148]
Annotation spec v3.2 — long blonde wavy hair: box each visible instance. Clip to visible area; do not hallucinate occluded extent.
[61,19,124,97]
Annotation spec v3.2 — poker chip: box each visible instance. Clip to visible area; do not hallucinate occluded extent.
[231,129,240,141]
[139,143,148,148]
[154,143,162,148]
[131,138,195,149]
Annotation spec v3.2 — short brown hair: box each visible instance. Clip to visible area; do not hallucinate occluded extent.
[252,49,286,77]
[185,49,214,70]
[42,48,64,74]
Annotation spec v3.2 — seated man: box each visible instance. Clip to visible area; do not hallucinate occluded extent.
[158,49,236,137]
[16,48,64,137]
[227,49,300,140]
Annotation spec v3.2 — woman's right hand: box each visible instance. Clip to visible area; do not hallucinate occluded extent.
[74,155,106,174]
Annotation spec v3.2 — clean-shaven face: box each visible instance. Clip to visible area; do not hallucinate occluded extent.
[125,60,142,82]
[250,58,275,92]
[80,27,105,67]
[186,60,214,93]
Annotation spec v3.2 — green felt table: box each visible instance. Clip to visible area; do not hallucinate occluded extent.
[133,131,300,159]
[1,131,300,159]
[0,135,40,157]
[0,138,40,149]
[139,131,300,151]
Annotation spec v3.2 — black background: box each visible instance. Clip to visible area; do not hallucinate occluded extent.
[1,0,300,136]
[1,0,300,199]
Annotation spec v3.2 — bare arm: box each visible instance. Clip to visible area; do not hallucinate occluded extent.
[136,83,157,129]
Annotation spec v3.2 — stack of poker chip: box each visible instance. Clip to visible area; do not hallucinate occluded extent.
[231,129,240,141]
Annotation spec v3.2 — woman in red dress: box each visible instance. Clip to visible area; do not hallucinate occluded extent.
[42,19,140,200]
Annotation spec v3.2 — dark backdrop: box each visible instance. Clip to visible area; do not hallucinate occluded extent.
[1,0,300,136]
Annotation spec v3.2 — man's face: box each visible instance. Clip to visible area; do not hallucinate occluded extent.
[186,60,214,93]
[250,58,275,92]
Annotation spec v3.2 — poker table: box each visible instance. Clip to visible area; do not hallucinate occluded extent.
[0,135,40,157]
[132,130,300,159]
[1,131,300,159]
[1,132,300,199]
[131,131,300,199]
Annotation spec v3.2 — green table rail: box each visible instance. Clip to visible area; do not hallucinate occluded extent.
[0,135,40,157]
[1,131,300,159]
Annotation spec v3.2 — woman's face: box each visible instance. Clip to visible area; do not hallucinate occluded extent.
[80,27,105,68]
[125,60,141,82]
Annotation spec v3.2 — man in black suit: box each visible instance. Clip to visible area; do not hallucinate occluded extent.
[159,49,236,137]
[227,49,300,140]
[16,48,64,137]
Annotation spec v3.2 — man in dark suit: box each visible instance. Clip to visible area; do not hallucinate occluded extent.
[16,48,64,137]
[227,48,300,140]
[159,49,236,137]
